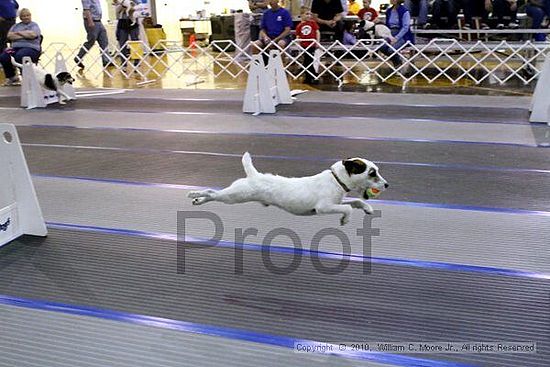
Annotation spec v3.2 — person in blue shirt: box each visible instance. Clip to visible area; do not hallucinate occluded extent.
[0,0,19,53]
[252,0,293,54]
[386,0,414,50]
[74,0,113,69]
[0,7,40,86]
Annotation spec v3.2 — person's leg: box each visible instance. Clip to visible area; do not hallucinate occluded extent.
[462,0,475,27]
[76,20,99,64]
[492,0,506,25]
[334,19,345,42]
[96,22,111,66]
[302,48,314,82]
[250,24,260,42]
[526,5,546,41]
[14,48,41,64]
[418,0,429,26]
[0,50,16,79]
[0,18,16,53]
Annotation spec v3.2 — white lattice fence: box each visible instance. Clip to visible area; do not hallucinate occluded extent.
[40,38,550,88]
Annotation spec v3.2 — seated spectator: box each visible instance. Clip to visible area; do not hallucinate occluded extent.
[312,0,345,42]
[456,0,490,30]
[343,20,357,44]
[252,0,292,54]
[404,0,430,28]
[431,0,459,29]
[490,0,520,29]
[348,0,362,15]
[357,0,379,21]
[295,6,320,84]
[526,0,550,41]
[0,8,41,86]
[386,0,414,49]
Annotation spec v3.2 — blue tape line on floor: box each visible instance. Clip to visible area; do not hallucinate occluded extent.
[0,294,478,367]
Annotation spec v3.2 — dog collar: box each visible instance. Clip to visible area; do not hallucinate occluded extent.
[331,170,350,192]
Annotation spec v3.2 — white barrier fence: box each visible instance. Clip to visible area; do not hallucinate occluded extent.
[39,37,550,89]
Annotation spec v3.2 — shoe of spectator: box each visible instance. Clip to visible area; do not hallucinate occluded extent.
[480,23,490,30]
[423,22,431,29]
[74,57,85,69]
[3,76,21,86]
[462,24,471,30]
[496,23,505,30]
[508,21,519,29]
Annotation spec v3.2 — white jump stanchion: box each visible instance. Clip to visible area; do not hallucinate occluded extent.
[55,52,76,101]
[0,124,47,248]
[20,56,58,109]
[529,55,550,125]
[267,50,293,105]
[243,55,276,115]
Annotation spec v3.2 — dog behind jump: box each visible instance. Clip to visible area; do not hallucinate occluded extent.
[188,152,388,225]
[11,57,75,104]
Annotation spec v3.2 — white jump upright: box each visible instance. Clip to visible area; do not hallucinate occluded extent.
[267,50,293,105]
[55,51,76,101]
[243,55,276,114]
[243,50,293,115]
[0,124,47,248]
[529,55,550,125]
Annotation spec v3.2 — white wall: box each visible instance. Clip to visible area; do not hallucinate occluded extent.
[17,0,116,47]
[16,0,389,46]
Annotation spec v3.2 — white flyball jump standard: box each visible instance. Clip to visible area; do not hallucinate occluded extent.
[0,124,47,248]
[55,51,77,101]
[20,53,76,110]
[529,55,550,125]
[243,50,293,115]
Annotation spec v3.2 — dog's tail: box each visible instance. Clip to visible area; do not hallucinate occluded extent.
[10,56,22,69]
[242,152,259,177]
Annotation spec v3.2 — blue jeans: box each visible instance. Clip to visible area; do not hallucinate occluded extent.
[76,20,110,65]
[116,20,140,62]
[404,0,429,25]
[0,47,41,78]
[526,1,550,42]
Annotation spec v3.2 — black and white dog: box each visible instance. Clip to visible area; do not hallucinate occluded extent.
[11,57,75,105]
[188,153,389,225]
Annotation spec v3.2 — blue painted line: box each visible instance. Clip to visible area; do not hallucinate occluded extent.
[46,222,550,280]
[23,143,550,174]
[33,174,550,217]
[23,124,542,148]
[0,294,478,367]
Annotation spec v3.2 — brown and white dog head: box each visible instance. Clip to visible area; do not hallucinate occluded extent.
[331,157,388,199]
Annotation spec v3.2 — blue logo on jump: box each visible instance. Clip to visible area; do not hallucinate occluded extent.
[0,218,11,232]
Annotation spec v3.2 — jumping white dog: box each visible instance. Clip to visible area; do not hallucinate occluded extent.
[188,153,388,225]
[11,57,75,105]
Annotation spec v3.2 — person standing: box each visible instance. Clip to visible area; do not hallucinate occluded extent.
[0,0,18,53]
[248,0,268,41]
[75,0,112,69]
[113,0,140,67]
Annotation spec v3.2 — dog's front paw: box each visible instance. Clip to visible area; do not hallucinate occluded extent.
[363,203,374,214]
[188,191,201,198]
[192,197,207,205]
[59,100,66,105]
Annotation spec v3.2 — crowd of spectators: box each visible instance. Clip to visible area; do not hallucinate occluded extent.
[252,0,550,42]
